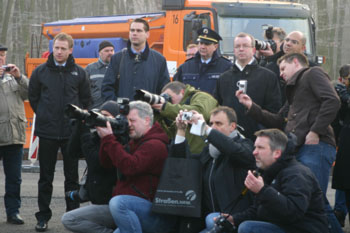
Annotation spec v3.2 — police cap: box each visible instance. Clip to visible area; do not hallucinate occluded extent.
[0,44,8,51]
[197,27,222,44]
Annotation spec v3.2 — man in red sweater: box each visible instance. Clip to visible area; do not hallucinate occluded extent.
[96,100,175,233]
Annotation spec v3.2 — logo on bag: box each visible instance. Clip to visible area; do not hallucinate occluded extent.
[185,190,196,201]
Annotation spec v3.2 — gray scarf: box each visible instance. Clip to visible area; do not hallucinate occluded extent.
[209,130,239,159]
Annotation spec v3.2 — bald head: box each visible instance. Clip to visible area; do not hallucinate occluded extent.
[283,31,306,54]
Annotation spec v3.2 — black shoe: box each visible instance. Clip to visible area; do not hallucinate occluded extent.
[334,210,345,227]
[7,214,24,224]
[35,220,48,232]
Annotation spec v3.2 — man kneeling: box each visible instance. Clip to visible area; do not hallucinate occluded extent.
[220,129,328,233]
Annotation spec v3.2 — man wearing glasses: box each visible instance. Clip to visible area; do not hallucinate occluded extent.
[173,27,232,95]
[214,32,281,140]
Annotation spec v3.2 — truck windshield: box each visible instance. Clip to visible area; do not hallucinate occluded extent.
[218,16,312,56]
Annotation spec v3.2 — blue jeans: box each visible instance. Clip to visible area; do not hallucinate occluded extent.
[297,142,343,233]
[334,190,349,215]
[0,144,23,217]
[238,221,285,233]
[109,195,176,233]
[199,212,220,233]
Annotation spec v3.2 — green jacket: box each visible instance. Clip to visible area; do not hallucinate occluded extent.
[0,74,28,146]
[158,85,218,154]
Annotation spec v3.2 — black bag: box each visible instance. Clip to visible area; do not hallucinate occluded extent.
[152,157,202,218]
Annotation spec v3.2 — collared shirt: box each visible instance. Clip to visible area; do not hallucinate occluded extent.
[54,59,66,67]
[131,46,146,54]
[201,57,212,64]
[235,57,255,71]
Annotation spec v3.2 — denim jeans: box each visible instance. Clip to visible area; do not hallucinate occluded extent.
[238,221,285,233]
[109,195,176,233]
[199,212,220,233]
[297,142,343,233]
[334,190,349,215]
[62,204,116,233]
[0,144,23,217]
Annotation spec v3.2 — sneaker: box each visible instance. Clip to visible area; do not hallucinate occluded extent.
[35,220,48,232]
[334,210,345,227]
[7,214,24,224]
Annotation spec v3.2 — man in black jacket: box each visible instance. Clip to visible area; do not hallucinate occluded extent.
[28,32,91,232]
[214,32,281,141]
[226,129,328,233]
[170,106,255,232]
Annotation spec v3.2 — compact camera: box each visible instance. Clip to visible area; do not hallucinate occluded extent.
[182,111,193,121]
[236,80,248,94]
[1,65,11,72]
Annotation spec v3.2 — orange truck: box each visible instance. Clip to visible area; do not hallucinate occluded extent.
[24,0,319,149]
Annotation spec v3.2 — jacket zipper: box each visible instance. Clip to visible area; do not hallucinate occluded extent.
[209,158,216,212]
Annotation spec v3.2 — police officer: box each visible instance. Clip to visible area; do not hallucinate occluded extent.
[174,27,232,95]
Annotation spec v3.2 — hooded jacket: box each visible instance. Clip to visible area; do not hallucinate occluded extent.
[99,122,169,201]
[29,53,91,139]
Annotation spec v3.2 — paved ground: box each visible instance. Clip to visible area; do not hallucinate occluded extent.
[0,159,349,233]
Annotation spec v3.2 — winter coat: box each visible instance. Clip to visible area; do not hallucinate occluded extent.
[214,60,282,140]
[0,74,28,146]
[101,41,170,101]
[173,51,232,95]
[248,67,340,147]
[85,59,109,109]
[28,53,92,139]
[157,84,218,154]
[233,140,328,233]
[332,87,350,190]
[99,122,169,201]
[170,129,255,216]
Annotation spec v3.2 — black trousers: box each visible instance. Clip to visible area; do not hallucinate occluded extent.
[35,137,79,222]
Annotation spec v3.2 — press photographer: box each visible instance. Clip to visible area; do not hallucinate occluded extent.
[96,101,176,233]
[169,107,255,233]
[220,129,328,233]
[61,100,120,233]
[147,81,218,154]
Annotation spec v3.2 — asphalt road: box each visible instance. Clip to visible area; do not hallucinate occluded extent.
[0,160,349,233]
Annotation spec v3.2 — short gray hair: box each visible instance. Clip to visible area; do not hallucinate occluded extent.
[129,101,154,126]
[254,128,288,153]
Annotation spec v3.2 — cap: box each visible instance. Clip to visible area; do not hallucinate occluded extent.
[0,44,8,51]
[197,27,222,44]
[100,100,119,117]
[98,41,114,52]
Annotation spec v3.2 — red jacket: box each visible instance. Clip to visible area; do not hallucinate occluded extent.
[99,122,169,201]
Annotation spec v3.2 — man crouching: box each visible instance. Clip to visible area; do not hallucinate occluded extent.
[221,129,328,233]
[96,101,175,233]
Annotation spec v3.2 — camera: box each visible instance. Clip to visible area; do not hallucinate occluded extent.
[182,111,193,121]
[134,89,172,105]
[65,104,91,121]
[1,65,12,72]
[236,80,247,94]
[208,215,236,233]
[255,25,277,53]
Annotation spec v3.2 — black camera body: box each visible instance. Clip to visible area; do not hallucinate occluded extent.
[65,98,130,144]
[255,25,277,53]
[2,65,12,72]
[134,89,172,104]
[208,215,236,233]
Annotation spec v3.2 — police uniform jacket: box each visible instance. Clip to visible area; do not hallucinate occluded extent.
[174,51,232,95]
